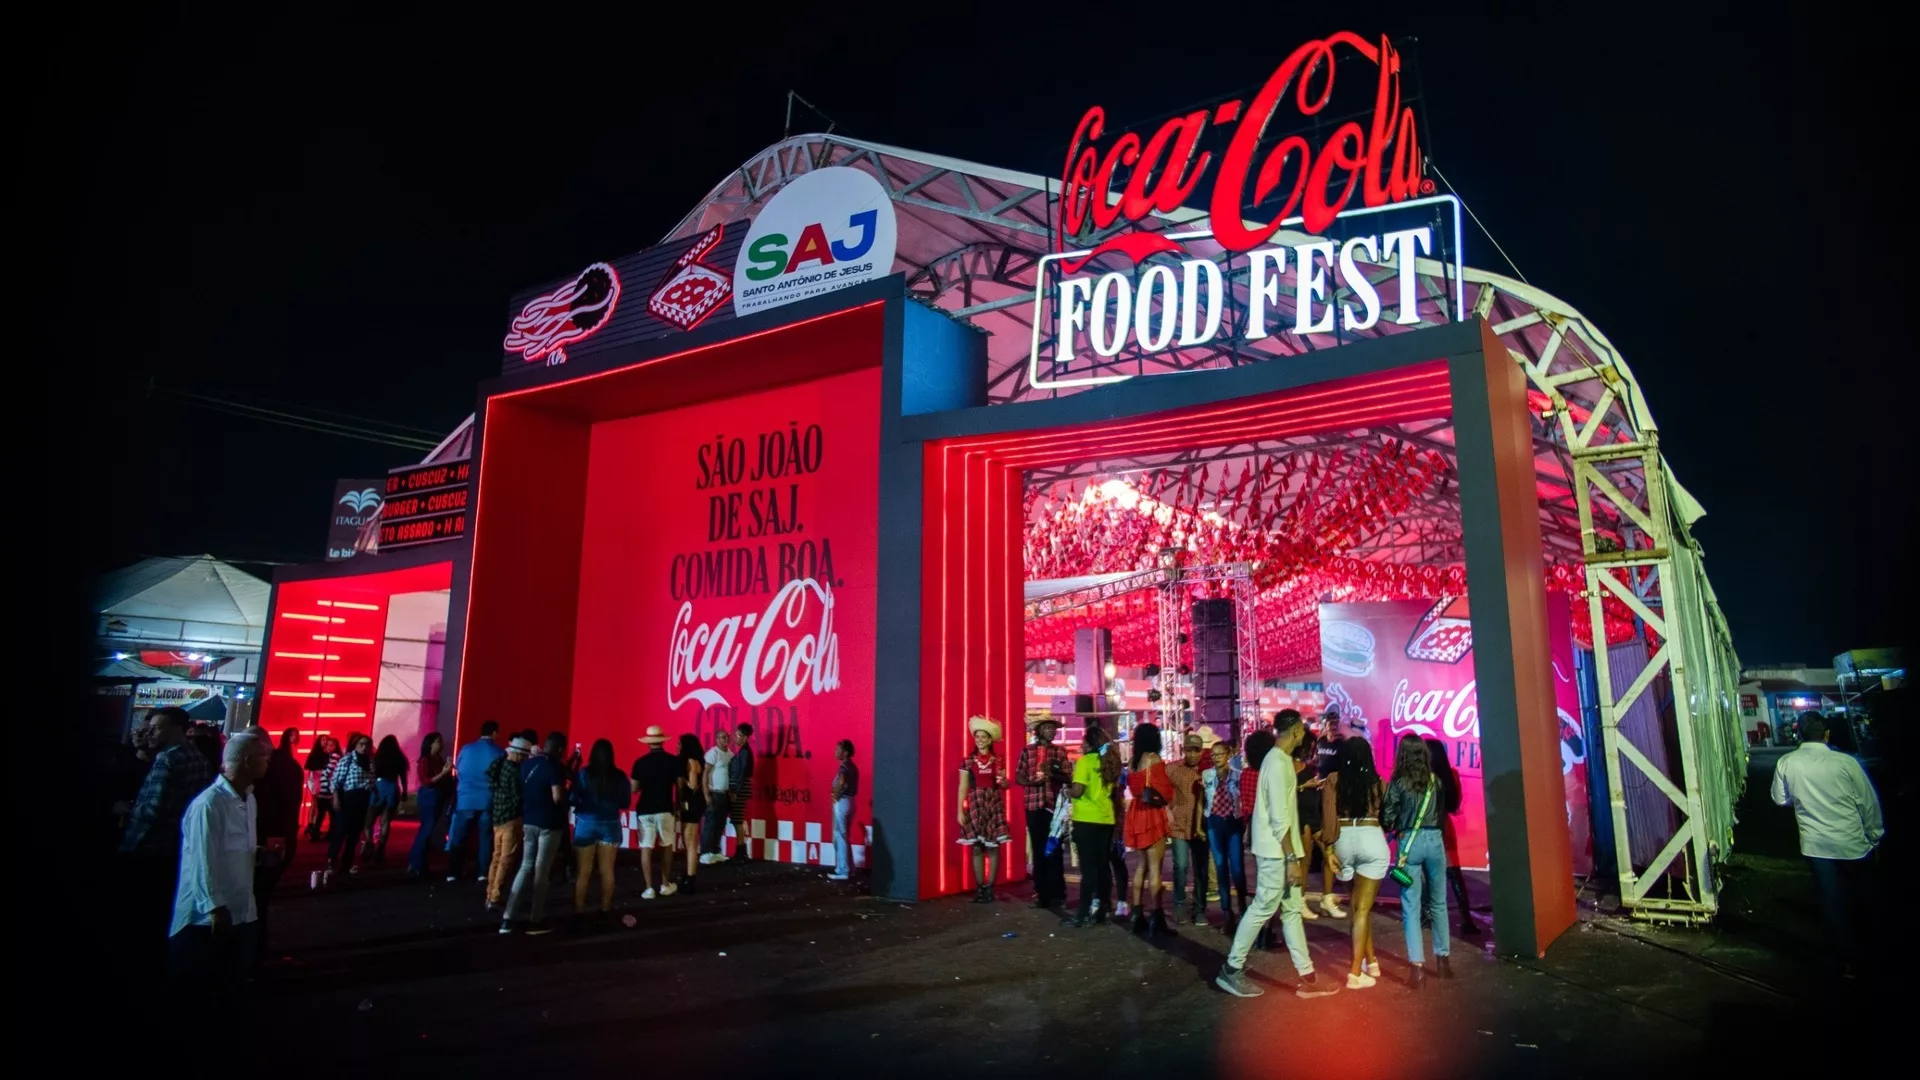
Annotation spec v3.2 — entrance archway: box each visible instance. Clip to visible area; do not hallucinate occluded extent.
[876,316,1579,956]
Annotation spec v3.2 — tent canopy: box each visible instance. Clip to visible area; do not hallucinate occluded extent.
[96,555,270,651]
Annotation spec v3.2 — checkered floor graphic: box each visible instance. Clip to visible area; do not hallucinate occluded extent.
[600,811,869,868]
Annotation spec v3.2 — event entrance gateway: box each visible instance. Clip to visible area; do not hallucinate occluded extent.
[254,32,1745,956]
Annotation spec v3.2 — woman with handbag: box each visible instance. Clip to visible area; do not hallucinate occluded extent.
[1122,722,1176,936]
[1425,737,1480,936]
[1200,739,1248,928]
[1319,735,1388,989]
[1383,733,1452,985]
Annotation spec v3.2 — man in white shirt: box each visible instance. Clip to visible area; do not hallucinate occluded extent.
[1216,711,1335,999]
[170,731,271,997]
[1770,714,1884,976]
[700,731,734,864]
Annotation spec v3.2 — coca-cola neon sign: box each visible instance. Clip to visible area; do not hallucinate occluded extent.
[1390,676,1479,741]
[1033,32,1461,392]
[667,577,842,710]
[1059,31,1426,268]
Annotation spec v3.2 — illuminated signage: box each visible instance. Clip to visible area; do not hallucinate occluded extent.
[503,263,622,367]
[1033,32,1455,392]
[733,167,898,316]
[1031,196,1462,389]
[378,460,471,551]
[326,478,385,562]
[1058,31,1425,264]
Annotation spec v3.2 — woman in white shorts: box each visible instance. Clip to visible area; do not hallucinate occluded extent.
[1319,736,1387,990]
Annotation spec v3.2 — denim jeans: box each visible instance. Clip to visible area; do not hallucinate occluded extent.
[1171,834,1209,910]
[328,788,372,869]
[1025,807,1066,905]
[1398,828,1451,962]
[446,807,492,879]
[409,786,448,875]
[832,796,854,876]
[1206,814,1246,911]
[1806,854,1868,964]
[504,823,563,923]
[700,791,729,854]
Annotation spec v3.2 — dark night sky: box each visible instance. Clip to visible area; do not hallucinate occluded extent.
[43,5,1911,665]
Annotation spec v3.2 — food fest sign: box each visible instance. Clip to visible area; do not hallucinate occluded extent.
[1319,598,1593,874]
[1033,32,1463,390]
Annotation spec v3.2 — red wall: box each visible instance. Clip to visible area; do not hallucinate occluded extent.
[570,367,880,863]
[458,301,887,863]
[260,561,453,750]
[456,404,591,745]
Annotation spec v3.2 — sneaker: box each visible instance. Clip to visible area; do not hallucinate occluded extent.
[698,853,715,866]
[827,872,851,881]
[1215,965,1264,998]
[1296,971,1337,998]
[498,923,516,935]
[660,883,678,897]
[446,874,458,883]
[1363,958,1382,978]
[348,865,360,875]
[1320,895,1348,919]
[1115,901,1131,918]
[642,887,658,900]
[476,876,487,884]
[1346,972,1377,990]
[526,921,554,936]
[1090,899,1103,916]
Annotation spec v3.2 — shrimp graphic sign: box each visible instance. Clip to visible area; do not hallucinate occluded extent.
[502,262,622,366]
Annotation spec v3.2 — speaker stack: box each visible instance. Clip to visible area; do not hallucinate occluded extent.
[1190,598,1239,735]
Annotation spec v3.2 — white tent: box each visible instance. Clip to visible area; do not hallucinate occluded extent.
[95,554,269,654]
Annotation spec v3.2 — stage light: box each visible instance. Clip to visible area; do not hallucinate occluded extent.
[1104,661,1117,679]
[113,652,129,661]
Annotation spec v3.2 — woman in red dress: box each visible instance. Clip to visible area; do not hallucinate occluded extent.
[956,715,1011,903]
[1124,722,1176,936]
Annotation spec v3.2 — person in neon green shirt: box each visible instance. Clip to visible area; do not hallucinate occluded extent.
[1065,726,1120,927]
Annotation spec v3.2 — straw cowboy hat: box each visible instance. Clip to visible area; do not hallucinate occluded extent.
[966,715,1003,741]
[638,725,668,744]
[1025,713,1061,730]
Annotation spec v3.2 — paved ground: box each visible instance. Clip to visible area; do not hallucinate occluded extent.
[69,749,1897,1077]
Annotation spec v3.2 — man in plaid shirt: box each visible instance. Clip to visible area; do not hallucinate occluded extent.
[120,707,214,964]
[1015,716,1071,909]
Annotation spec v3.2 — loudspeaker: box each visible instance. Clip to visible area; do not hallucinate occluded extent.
[1190,598,1239,728]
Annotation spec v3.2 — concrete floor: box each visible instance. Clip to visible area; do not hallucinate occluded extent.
[65,747,1895,1077]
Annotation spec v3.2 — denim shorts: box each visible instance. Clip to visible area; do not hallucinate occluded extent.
[573,817,621,847]
[369,778,400,811]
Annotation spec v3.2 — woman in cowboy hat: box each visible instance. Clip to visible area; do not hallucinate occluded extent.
[956,715,1012,903]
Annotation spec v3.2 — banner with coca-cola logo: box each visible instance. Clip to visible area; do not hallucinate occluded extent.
[1548,591,1594,876]
[1319,598,1488,869]
[570,367,879,864]
[1319,597,1594,875]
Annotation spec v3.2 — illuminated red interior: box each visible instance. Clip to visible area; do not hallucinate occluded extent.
[259,560,453,822]
[919,362,1453,897]
[459,302,886,747]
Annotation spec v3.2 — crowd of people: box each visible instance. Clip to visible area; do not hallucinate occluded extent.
[988,706,1481,999]
[108,708,868,1001]
[112,694,1497,1004]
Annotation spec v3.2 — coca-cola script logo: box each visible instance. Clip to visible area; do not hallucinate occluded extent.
[1058,31,1424,273]
[1389,677,1478,741]
[667,577,842,710]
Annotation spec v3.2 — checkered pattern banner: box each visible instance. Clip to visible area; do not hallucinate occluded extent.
[599,811,870,868]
